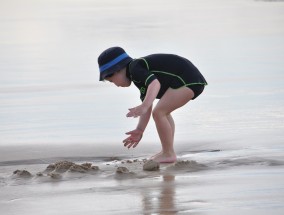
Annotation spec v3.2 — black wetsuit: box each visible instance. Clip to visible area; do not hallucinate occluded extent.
[126,54,207,101]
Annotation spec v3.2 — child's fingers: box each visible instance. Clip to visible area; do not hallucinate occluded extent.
[123,136,135,145]
[126,111,136,118]
[127,143,133,148]
[123,137,140,147]
[123,137,137,145]
[125,130,134,135]
[124,141,134,148]
[123,140,131,146]
[127,141,138,149]
[126,107,140,118]
[123,137,131,144]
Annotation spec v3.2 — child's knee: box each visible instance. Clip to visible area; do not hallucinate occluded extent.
[152,108,165,121]
[152,108,159,121]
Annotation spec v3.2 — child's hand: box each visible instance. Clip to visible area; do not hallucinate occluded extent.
[123,129,143,149]
[126,105,148,118]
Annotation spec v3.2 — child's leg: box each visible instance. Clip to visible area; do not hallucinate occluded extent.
[150,114,175,159]
[151,87,194,163]
[167,114,175,140]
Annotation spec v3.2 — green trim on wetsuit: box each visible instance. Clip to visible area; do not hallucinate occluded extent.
[152,70,208,87]
[139,58,149,70]
[145,74,155,85]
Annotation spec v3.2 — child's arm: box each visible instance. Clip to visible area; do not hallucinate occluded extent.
[123,79,160,148]
[136,105,152,132]
[126,79,160,118]
[123,105,152,148]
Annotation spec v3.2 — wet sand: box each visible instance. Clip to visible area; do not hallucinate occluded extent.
[0,143,283,215]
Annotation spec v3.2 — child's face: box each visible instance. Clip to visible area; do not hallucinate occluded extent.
[105,68,131,87]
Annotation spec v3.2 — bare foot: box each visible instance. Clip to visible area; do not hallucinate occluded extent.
[151,152,177,163]
[150,151,163,160]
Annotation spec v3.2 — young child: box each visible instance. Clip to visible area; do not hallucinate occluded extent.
[98,47,207,163]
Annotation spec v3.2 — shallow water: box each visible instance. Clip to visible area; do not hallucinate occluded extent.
[0,149,283,215]
[0,0,284,214]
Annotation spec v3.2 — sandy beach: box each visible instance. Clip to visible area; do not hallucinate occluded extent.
[0,142,284,215]
[1,0,284,214]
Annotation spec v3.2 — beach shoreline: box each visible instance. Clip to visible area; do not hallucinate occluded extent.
[1,142,283,215]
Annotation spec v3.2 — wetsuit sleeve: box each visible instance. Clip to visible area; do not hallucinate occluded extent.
[129,59,156,86]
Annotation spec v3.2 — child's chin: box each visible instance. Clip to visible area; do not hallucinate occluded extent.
[122,82,131,87]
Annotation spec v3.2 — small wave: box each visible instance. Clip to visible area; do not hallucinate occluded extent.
[216,157,284,168]
[0,156,126,167]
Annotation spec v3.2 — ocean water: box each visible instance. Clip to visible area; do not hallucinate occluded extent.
[0,0,284,214]
[0,0,283,146]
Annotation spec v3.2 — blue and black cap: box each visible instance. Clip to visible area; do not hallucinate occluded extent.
[98,47,132,81]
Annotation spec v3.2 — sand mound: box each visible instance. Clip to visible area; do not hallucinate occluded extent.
[44,161,73,173]
[10,159,206,182]
[114,166,136,180]
[166,160,206,171]
[44,161,99,174]
[116,166,130,174]
[69,163,99,173]
[143,160,160,171]
[12,161,100,180]
[13,170,33,178]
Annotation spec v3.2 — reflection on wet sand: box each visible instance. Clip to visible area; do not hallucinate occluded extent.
[142,174,177,214]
